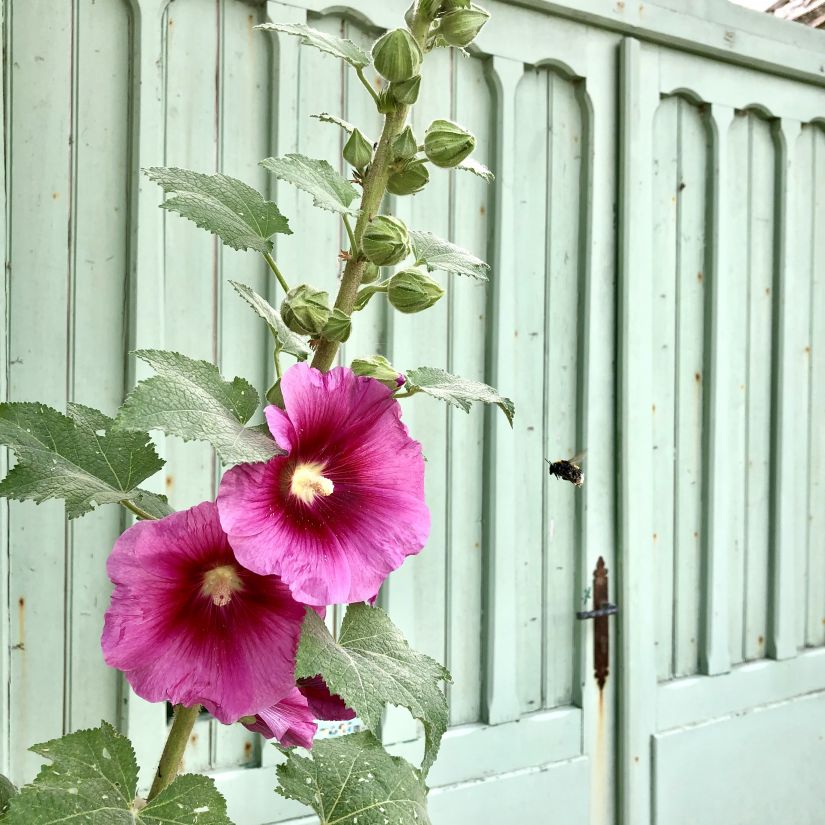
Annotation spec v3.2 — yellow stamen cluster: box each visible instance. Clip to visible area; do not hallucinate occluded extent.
[290,462,335,505]
[201,565,244,607]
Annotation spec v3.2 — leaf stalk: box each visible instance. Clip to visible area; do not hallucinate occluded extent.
[148,704,202,801]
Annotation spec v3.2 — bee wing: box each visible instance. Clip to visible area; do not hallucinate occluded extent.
[569,449,587,465]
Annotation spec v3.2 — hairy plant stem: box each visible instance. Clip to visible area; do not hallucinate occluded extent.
[311,11,434,373]
[148,704,201,801]
[263,251,290,293]
[121,499,157,521]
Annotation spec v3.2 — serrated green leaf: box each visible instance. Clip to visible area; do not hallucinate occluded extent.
[0,774,17,814]
[116,351,279,466]
[408,229,489,280]
[296,605,450,775]
[145,167,291,252]
[260,154,360,216]
[256,22,370,68]
[311,112,359,135]
[4,722,232,824]
[0,402,165,519]
[405,366,514,425]
[229,281,311,361]
[277,732,430,825]
[456,157,495,182]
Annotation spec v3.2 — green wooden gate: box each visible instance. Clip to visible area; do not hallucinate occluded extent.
[1,0,824,823]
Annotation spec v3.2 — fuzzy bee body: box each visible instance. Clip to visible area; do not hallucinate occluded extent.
[546,451,585,487]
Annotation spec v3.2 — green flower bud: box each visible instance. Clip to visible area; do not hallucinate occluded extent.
[371,28,422,83]
[424,118,476,168]
[321,308,352,343]
[441,0,472,11]
[343,128,373,171]
[351,355,405,389]
[393,126,419,161]
[438,4,490,47]
[387,267,445,313]
[361,215,410,266]
[360,262,381,284]
[376,89,397,115]
[387,159,430,196]
[389,75,421,105]
[280,284,330,336]
[266,379,285,408]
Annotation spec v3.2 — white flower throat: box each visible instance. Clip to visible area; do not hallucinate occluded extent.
[201,565,244,607]
[290,461,334,505]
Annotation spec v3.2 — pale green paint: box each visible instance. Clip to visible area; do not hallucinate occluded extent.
[1,0,825,824]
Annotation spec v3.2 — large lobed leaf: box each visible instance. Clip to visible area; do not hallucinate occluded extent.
[116,350,279,466]
[277,732,430,825]
[256,22,370,69]
[229,281,311,361]
[145,167,291,252]
[4,722,232,824]
[405,366,515,425]
[409,230,489,280]
[296,605,450,776]
[260,154,360,216]
[0,402,168,519]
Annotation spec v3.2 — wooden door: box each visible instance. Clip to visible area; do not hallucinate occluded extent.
[618,35,825,825]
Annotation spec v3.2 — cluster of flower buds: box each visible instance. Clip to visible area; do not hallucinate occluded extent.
[281,284,330,336]
[406,0,490,51]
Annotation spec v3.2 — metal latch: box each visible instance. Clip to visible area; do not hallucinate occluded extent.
[576,557,616,689]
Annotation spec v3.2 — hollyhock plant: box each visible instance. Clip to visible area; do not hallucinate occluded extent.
[217,362,430,606]
[0,3,515,820]
[101,500,306,724]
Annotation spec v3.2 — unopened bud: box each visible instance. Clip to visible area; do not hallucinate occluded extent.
[361,262,381,284]
[352,354,405,389]
[371,29,422,83]
[423,118,476,168]
[390,75,421,105]
[343,128,373,171]
[321,308,352,343]
[387,159,430,196]
[438,4,490,47]
[393,126,419,161]
[387,268,444,313]
[361,215,410,266]
[280,284,330,336]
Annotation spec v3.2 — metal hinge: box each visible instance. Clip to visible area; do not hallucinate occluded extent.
[575,557,617,689]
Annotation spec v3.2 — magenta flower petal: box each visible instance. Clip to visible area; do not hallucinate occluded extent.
[101,501,305,724]
[298,675,356,721]
[217,363,430,606]
[242,688,317,749]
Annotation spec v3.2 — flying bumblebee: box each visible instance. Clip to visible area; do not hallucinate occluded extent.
[546,451,586,487]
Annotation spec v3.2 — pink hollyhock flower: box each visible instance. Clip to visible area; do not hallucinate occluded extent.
[217,362,429,606]
[242,677,354,748]
[101,501,305,724]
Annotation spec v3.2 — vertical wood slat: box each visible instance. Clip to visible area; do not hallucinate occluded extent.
[804,124,825,648]
[769,117,804,661]
[68,0,134,735]
[541,69,583,711]
[617,36,658,825]
[446,53,491,727]
[124,0,173,790]
[743,113,776,664]
[483,54,523,726]
[6,0,73,781]
[702,102,736,676]
[0,0,9,777]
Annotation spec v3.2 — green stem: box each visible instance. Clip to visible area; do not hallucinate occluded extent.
[356,66,381,106]
[121,499,157,521]
[392,388,417,399]
[274,348,283,380]
[148,704,201,801]
[342,214,357,253]
[311,10,434,374]
[263,252,290,294]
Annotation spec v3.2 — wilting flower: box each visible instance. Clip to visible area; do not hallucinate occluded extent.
[217,362,429,606]
[101,501,305,724]
[242,676,355,748]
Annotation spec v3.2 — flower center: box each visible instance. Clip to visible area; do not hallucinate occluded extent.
[201,565,244,607]
[290,461,334,505]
